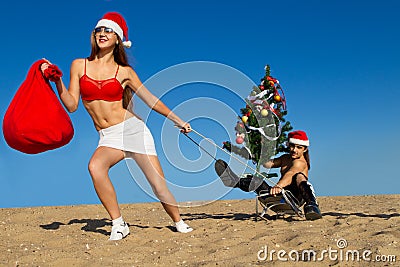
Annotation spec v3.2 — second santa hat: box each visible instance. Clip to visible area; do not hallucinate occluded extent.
[95,12,132,48]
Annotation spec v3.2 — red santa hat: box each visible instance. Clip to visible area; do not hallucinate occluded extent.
[95,12,132,48]
[288,130,309,147]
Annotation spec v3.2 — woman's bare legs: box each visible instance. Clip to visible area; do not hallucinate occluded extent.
[88,146,125,220]
[88,147,191,233]
[129,152,182,222]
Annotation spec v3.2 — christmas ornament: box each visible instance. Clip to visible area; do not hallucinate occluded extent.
[236,136,244,144]
[242,115,248,123]
[261,109,269,117]
[274,95,281,102]
[235,121,244,132]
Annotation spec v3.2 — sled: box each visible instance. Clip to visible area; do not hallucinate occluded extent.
[255,189,304,221]
[213,159,304,220]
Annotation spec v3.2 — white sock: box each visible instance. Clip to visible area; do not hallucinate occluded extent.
[174,219,193,233]
[112,216,124,226]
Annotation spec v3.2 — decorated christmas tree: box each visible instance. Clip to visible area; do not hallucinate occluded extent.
[223,65,293,170]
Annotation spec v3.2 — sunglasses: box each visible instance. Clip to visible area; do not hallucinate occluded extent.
[94,27,115,34]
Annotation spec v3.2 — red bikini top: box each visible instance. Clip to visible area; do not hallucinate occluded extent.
[79,59,124,101]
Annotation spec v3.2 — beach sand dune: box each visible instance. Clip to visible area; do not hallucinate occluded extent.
[0,195,399,266]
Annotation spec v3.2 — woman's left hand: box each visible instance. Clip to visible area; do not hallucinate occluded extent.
[40,58,52,75]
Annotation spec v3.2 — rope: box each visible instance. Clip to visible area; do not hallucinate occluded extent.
[185,128,282,189]
[182,132,218,161]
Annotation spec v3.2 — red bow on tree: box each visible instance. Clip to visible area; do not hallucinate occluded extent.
[266,76,278,83]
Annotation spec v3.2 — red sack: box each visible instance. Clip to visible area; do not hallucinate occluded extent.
[2,59,74,154]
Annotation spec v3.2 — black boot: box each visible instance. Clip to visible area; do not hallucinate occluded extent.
[253,177,272,195]
[235,176,271,194]
[215,159,271,193]
[235,176,252,192]
[214,159,240,187]
[298,181,322,220]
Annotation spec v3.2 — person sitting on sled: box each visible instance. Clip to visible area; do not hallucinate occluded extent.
[216,130,322,220]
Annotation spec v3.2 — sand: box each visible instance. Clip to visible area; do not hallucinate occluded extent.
[0,195,399,267]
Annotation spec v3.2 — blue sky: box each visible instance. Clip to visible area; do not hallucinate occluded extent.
[0,0,399,208]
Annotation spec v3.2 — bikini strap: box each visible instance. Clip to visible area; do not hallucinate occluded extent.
[115,64,120,78]
[84,58,87,75]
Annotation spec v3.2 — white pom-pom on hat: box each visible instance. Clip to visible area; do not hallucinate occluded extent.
[95,12,132,48]
[122,40,132,48]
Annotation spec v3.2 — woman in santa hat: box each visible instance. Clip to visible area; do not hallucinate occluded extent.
[41,12,193,240]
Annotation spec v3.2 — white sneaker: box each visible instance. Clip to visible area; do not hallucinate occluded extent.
[109,222,130,241]
[175,220,193,233]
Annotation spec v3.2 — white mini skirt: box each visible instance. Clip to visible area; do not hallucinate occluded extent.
[98,116,157,155]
